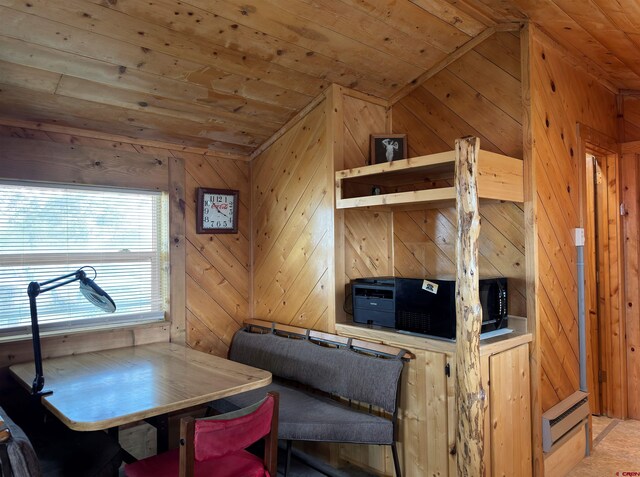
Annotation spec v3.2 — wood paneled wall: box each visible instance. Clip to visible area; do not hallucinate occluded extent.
[393,31,522,159]
[180,151,250,357]
[622,96,640,141]
[251,95,333,331]
[0,124,249,365]
[621,142,640,419]
[393,205,526,317]
[390,31,526,317]
[341,93,391,298]
[529,30,617,415]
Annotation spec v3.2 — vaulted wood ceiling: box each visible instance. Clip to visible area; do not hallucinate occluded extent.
[0,0,639,156]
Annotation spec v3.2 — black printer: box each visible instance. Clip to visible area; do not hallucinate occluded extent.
[351,277,508,340]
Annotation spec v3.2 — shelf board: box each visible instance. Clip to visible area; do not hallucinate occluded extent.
[337,186,456,209]
[335,149,523,210]
[336,151,455,181]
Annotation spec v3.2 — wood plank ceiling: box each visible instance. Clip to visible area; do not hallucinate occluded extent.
[0,0,639,156]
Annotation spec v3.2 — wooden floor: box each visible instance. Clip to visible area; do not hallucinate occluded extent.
[567,416,640,476]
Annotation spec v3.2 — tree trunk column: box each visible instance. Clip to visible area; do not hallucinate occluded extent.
[455,136,485,476]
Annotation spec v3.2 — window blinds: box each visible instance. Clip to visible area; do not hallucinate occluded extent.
[0,182,168,334]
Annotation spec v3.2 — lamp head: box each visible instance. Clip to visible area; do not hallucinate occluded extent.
[77,270,116,313]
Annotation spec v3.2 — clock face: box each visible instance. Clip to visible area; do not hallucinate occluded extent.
[196,188,239,234]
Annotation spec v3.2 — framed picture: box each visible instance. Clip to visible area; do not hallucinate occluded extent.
[370,134,407,164]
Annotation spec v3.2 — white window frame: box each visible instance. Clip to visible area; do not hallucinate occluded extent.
[0,180,170,338]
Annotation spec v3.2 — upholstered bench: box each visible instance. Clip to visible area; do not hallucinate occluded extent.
[209,320,408,477]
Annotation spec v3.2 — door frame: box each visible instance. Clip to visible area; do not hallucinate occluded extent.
[577,124,626,419]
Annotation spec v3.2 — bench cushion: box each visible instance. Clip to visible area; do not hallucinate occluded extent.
[229,331,403,413]
[210,382,393,445]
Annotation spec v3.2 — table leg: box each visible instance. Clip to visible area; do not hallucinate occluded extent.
[108,427,137,463]
[145,415,169,453]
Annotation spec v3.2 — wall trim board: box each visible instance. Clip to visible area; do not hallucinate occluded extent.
[389,22,522,106]
[617,95,626,143]
[0,117,249,162]
[328,85,345,334]
[341,88,390,108]
[620,90,640,96]
[168,155,186,344]
[521,22,542,477]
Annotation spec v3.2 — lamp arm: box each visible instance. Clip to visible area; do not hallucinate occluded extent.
[27,268,112,396]
[38,276,82,295]
[36,270,83,294]
[27,272,82,396]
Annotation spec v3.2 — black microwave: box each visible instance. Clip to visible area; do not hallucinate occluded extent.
[352,277,508,340]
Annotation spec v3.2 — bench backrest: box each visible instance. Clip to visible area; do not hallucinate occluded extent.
[229,330,404,414]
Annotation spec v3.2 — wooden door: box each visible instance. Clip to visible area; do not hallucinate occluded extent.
[584,153,602,414]
[585,152,626,418]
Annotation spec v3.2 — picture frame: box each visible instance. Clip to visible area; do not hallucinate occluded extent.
[370,134,407,164]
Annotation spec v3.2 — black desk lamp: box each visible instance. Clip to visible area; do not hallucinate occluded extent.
[27,266,116,396]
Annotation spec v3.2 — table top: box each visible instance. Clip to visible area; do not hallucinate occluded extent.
[9,342,271,431]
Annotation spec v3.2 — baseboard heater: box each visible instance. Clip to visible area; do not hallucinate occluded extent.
[542,390,589,452]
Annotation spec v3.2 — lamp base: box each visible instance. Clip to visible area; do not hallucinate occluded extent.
[31,389,53,398]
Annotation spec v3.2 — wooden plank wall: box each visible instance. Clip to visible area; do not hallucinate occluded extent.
[622,96,640,141]
[528,30,617,415]
[0,125,249,365]
[621,143,640,419]
[392,31,523,159]
[179,151,250,357]
[341,93,391,306]
[390,31,526,318]
[619,85,640,421]
[251,97,333,331]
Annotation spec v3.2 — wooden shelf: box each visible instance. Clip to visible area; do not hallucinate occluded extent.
[335,149,523,210]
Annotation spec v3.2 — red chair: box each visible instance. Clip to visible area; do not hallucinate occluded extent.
[125,392,278,477]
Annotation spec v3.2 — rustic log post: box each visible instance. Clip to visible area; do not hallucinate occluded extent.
[455,136,485,476]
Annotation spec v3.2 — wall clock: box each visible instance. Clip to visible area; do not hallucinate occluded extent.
[196,188,239,234]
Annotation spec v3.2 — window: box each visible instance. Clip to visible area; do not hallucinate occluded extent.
[0,181,169,335]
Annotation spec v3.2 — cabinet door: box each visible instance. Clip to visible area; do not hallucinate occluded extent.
[489,344,532,476]
[396,348,453,477]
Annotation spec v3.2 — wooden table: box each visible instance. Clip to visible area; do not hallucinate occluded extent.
[9,342,271,451]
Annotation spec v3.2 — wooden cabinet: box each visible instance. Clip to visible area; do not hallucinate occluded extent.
[335,324,532,477]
